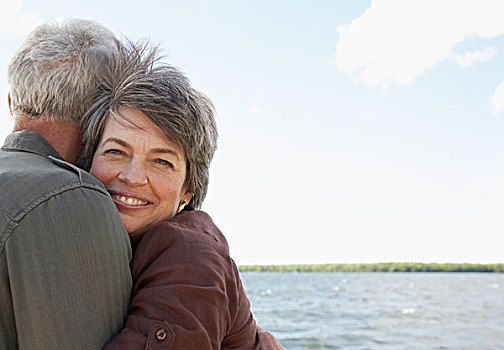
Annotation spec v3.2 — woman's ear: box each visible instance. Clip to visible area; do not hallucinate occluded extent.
[183,189,194,206]
[177,190,193,213]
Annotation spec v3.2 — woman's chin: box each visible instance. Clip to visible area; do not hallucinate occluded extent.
[119,216,146,239]
[120,212,177,240]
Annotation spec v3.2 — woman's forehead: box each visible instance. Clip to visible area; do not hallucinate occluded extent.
[103,107,185,156]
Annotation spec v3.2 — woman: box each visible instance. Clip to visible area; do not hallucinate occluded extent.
[78,43,282,349]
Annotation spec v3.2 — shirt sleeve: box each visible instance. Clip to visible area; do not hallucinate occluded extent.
[104,211,260,350]
[4,187,132,350]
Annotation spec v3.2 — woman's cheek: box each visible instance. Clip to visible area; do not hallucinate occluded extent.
[90,159,116,185]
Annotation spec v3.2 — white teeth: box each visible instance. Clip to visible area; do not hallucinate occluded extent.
[113,194,148,206]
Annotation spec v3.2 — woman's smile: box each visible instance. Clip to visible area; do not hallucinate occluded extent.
[109,190,151,207]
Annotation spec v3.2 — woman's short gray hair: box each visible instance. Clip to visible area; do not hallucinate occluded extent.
[78,42,218,210]
[8,19,120,123]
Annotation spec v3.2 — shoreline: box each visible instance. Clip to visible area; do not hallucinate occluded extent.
[238,262,504,273]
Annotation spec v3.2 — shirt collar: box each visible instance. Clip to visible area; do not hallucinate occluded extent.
[1,130,64,160]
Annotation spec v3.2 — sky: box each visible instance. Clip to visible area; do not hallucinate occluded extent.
[1,0,504,265]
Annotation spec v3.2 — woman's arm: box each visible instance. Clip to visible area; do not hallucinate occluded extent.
[104,210,260,350]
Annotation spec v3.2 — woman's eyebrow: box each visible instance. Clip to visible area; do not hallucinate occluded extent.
[152,148,180,161]
[102,138,130,149]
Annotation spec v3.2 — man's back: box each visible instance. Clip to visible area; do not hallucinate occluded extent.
[0,131,132,350]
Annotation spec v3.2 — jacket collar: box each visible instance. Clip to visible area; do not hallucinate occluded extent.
[1,130,64,160]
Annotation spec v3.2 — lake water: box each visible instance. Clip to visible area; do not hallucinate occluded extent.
[241,272,504,350]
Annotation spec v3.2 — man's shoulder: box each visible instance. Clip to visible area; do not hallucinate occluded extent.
[0,149,109,222]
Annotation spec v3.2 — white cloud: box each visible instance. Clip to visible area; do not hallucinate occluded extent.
[334,0,504,91]
[490,81,504,115]
[452,47,497,67]
[0,0,42,36]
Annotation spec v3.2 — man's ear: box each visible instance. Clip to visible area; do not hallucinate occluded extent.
[7,93,13,116]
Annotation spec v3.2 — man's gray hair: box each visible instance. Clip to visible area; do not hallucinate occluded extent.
[78,42,218,210]
[8,19,121,123]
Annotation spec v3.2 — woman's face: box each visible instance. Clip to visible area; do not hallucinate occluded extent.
[90,107,192,239]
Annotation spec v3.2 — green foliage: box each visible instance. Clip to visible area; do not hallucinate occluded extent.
[238,263,504,273]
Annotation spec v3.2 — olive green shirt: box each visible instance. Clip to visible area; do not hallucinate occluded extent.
[0,131,132,350]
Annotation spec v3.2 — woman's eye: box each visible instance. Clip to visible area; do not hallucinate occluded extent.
[104,149,124,155]
[155,159,174,168]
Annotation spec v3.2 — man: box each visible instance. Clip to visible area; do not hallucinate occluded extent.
[1,18,283,350]
[0,20,132,350]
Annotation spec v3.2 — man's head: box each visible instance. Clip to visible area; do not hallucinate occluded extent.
[8,19,120,125]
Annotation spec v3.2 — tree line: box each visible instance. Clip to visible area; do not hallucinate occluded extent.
[238,263,504,273]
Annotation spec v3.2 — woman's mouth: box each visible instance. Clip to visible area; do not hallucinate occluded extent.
[109,191,152,208]
[112,194,148,206]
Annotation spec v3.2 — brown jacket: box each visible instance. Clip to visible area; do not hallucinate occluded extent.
[104,210,260,350]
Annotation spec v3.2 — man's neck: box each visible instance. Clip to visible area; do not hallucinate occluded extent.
[13,117,82,164]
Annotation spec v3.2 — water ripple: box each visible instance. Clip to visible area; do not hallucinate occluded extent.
[242,272,504,350]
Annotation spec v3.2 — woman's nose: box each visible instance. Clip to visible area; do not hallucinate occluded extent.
[117,160,148,186]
